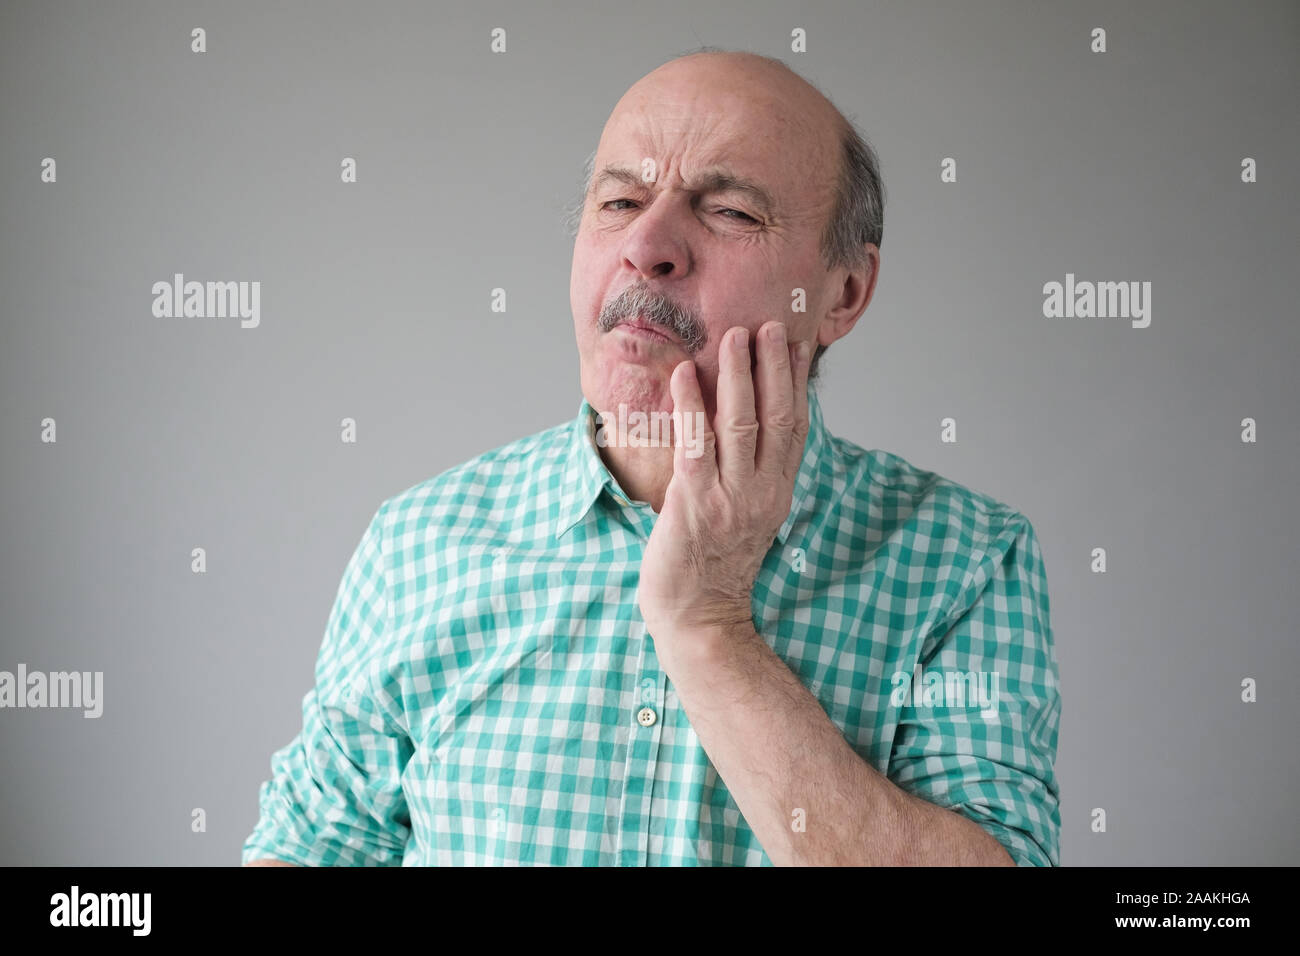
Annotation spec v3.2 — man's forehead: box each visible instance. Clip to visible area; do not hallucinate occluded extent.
[595,83,837,200]
[605,90,816,153]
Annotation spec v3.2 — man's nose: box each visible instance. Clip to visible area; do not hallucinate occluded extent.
[620,194,690,280]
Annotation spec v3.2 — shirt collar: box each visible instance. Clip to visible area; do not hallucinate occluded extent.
[554,388,831,545]
[553,398,621,538]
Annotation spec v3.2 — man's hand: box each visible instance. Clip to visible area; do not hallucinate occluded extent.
[637,320,811,656]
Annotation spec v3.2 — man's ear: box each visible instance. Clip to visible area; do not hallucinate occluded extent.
[817,245,880,347]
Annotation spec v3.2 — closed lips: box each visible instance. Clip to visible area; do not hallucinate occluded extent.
[621,319,677,343]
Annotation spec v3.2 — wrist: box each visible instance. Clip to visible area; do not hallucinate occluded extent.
[644,613,757,669]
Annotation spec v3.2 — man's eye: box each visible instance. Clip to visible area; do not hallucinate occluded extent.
[599,200,757,224]
[717,208,758,223]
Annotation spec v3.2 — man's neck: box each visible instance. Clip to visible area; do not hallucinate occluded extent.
[597,441,675,513]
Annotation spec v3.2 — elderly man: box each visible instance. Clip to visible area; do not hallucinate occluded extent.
[244,49,1060,867]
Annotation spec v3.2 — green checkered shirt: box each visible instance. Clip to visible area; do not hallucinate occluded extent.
[243,388,1061,866]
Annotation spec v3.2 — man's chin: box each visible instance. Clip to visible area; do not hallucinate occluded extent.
[589,364,675,417]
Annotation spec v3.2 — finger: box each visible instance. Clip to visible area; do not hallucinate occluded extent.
[754,320,796,480]
[669,359,717,487]
[783,339,812,483]
[715,326,759,484]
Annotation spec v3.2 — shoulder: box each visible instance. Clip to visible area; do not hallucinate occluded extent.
[828,434,1039,571]
[825,438,1052,657]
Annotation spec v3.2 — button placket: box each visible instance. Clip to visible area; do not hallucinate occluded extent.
[636,674,659,728]
[614,621,666,865]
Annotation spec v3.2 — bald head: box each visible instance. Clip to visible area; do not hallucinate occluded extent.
[649,51,851,146]
[621,50,848,168]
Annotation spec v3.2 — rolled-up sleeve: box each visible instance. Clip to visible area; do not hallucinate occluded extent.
[887,513,1062,866]
[242,503,413,866]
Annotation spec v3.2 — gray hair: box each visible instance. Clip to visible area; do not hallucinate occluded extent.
[564,48,884,381]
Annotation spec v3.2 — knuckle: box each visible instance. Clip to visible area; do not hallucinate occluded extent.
[726,418,760,444]
[766,409,796,431]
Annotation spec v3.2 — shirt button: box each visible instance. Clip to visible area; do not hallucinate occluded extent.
[636,706,657,727]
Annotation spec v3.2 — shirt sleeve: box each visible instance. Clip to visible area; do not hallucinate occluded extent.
[886,513,1062,866]
[241,503,414,866]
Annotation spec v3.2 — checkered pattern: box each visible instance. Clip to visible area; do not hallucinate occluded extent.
[242,388,1061,866]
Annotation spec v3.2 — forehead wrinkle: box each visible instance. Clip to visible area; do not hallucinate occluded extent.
[603,94,728,166]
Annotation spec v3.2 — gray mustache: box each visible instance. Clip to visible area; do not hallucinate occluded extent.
[597,283,708,354]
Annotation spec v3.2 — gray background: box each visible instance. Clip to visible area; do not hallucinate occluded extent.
[1,0,1296,866]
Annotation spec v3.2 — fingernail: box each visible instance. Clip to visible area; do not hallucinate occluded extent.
[773,323,787,345]
[733,327,748,351]
[797,341,811,364]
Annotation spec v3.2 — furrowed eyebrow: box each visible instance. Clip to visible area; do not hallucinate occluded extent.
[687,169,777,217]
[591,163,777,218]
[590,165,645,194]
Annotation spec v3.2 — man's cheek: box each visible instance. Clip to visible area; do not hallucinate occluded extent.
[699,341,728,379]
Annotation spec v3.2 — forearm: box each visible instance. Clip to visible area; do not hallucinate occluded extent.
[656,623,1014,866]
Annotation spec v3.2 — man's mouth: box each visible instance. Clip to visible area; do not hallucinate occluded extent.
[617,317,679,345]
